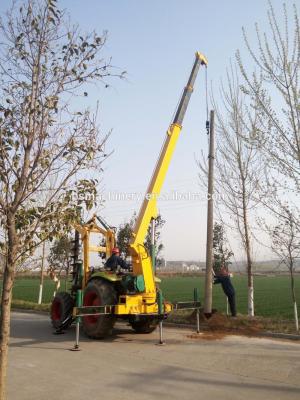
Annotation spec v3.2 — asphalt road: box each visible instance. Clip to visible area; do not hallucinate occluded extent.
[7,311,300,400]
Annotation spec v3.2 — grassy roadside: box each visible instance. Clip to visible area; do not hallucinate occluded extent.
[12,300,50,313]
[167,309,300,335]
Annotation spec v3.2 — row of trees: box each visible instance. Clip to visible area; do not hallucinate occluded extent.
[199,2,300,321]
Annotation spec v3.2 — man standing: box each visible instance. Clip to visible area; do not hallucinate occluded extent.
[214,265,237,317]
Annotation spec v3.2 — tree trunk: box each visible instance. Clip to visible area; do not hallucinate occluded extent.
[242,183,254,317]
[247,275,254,317]
[38,241,46,304]
[289,266,299,332]
[0,216,17,400]
[294,302,299,332]
[0,268,14,400]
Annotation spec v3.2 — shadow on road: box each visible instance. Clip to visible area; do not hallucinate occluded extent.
[9,312,164,350]
[117,364,300,397]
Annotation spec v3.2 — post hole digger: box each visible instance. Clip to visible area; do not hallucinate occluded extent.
[50,52,208,341]
[50,214,117,332]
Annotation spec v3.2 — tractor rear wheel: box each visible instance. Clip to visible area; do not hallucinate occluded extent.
[130,316,159,334]
[82,279,117,339]
[50,292,74,330]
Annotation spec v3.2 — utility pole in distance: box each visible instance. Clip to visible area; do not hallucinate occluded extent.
[204,110,215,316]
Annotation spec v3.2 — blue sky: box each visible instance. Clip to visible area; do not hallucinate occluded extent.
[0,0,288,261]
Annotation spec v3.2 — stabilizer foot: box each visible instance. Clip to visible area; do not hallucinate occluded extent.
[53,329,65,335]
[70,344,81,352]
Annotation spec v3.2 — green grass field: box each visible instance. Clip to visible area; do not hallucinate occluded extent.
[2,274,300,319]
[159,275,300,319]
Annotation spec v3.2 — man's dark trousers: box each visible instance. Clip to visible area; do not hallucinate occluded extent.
[215,276,236,316]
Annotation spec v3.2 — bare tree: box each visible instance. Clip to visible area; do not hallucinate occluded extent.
[236,1,300,320]
[264,205,300,331]
[0,1,124,397]
[236,1,300,196]
[198,67,263,316]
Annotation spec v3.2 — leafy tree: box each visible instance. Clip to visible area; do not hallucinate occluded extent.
[116,214,165,266]
[0,1,124,397]
[116,214,136,257]
[213,223,234,274]
[144,214,165,267]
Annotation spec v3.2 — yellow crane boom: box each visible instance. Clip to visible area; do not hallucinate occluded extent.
[129,51,208,299]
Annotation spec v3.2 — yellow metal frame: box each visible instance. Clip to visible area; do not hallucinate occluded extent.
[115,295,173,315]
[74,215,115,288]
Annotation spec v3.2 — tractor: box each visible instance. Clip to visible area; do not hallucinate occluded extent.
[50,52,208,338]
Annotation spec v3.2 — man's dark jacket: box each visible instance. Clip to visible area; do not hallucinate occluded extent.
[105,254,129,271]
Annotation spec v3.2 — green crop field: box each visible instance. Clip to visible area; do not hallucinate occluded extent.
[9,277,69,304]
[159,275,300,319]
[2,274,300,319]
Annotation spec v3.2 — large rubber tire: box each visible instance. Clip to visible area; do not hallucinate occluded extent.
[82,279,117,339]
[130,316,159,334]
[50,292,74,330]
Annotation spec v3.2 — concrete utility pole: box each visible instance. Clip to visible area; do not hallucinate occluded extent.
[204,110,215,316]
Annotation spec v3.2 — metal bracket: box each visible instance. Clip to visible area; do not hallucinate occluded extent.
[70,289,201,349]
[73,305,114,317]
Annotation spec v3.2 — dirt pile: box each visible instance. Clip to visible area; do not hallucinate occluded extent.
[188,311,266,340]
[187,331,228,341]
[169,309,297,336]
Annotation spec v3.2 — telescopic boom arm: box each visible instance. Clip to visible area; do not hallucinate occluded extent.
[129,52,208,295]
